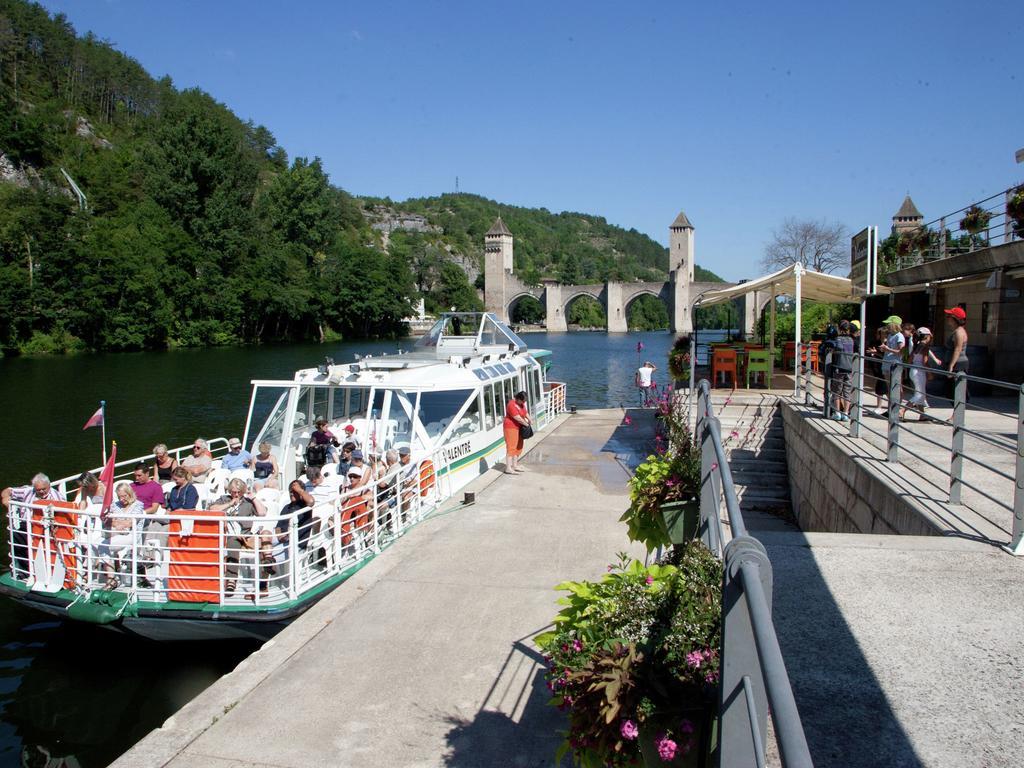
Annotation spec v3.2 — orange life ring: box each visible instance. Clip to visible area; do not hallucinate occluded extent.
[418,460,436,496]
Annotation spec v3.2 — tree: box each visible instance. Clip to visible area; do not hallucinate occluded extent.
[567,296,605,328]
[627,295,669,331]
[762,218,848,274]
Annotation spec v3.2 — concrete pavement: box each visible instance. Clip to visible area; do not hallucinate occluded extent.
[112,409,649,768]
[761,530,1024,768]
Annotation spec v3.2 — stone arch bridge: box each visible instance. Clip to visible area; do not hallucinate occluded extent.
[504,276,734,333]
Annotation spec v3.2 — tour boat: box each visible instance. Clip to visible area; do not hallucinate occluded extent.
[0,313,567,641]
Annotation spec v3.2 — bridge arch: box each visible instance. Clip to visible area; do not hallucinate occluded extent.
[562,290,607,330]
[507,292,545,324]
[623,290,670,330]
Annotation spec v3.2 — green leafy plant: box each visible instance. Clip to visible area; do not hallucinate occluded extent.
[536,546,722,767]
[667,335,692,383]
[959,205,992,235]
[1007,186,1024,238]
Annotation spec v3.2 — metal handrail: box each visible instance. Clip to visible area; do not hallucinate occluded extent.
[801,345,1023,554]
[695,379,813,767]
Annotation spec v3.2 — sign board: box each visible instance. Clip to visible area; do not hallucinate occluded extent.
[850,226,878,297]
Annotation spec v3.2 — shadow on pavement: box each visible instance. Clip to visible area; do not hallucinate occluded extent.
[763,534,923,767]
[442,635,570,768]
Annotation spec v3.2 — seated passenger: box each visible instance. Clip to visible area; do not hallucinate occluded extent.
[306,420,338,468]
[182,438,213,482]
[398,446,418,511]
[131,464,165,516]
[167,467,199,511]
[337,442,356,478]
[348,450,370,489]
[221,438,253,471]
[252,442,280,489]
[275,480,315,553]
[304,466,338,509]
[76,471,105,509]
[152,444,178,483]
[342,424,361,449]
[209,478,270,594]
[102,482,143,589]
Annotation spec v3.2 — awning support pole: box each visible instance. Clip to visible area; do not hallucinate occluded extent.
[793,265,802,398]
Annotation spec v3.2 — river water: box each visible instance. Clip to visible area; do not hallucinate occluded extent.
[0,329,690,766]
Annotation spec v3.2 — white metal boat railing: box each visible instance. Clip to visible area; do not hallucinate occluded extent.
[6,445,460,609]
[543,381,567,423]
[47,438,233,497]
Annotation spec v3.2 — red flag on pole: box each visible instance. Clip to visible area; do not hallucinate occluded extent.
[98,442,117,519]
[82,405,104,430]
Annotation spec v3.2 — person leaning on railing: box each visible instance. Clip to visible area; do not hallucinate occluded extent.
[1,474,65,579]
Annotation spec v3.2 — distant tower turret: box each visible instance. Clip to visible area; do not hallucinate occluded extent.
[669,211,694,334]
[484,216,514,321]
[892,194,924,234]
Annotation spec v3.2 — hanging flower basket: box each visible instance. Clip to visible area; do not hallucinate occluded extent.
[910,227,932,252]
[959,205,991,235]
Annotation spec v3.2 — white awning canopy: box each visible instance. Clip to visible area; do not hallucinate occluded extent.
[693,263,867,308]
[690,263,887,396]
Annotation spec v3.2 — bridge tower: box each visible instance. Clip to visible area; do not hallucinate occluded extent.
[484,216,514,322]
[669,211,694,334]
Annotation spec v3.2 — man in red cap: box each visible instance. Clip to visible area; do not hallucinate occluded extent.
[943,306,969,401]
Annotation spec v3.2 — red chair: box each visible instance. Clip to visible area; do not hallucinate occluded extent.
[711,348,738,389]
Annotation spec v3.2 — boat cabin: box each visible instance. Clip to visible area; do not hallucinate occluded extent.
[242,313,552,484]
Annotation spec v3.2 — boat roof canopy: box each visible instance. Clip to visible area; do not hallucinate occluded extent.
[415,312,527,356]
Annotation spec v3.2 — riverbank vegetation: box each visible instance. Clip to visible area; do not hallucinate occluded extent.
[0,0,724,355]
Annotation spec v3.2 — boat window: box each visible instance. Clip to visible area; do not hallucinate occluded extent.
[369,389,386,419]
[328,389,341,421]
[483,384,496,430]
[451,392,481,438]
[313,387,329,423]
[419,390,475,440]
[293,387,311,430]
[346,388,369,417]
[388,390,415,448]
[248,387,293,457]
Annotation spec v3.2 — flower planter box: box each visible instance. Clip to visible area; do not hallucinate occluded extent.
[659,499,700,544]
[638,706,716,767]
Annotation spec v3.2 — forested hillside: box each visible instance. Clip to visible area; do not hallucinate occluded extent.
[0,0,722,353]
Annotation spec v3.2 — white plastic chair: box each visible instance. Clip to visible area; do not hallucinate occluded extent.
[206,468,230,500]
[229,468,254,488]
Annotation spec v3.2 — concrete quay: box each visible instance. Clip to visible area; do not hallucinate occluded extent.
[112,409,649,768]
[762,530,1024,768]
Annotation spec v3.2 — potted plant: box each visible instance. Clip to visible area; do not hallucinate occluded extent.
[1007,185,1024,238]
[668,335,692,387]
[959,205,992,235]
[910,226,932,253]
[536,546,723,768]
[622,393,702,550]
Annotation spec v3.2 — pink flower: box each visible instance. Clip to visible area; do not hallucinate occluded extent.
[686,650,703,668]
[705,670,720,684]
[730,430,740,438]
[665,478,676,487]
[679,719,695,734]
[645,575,654,585]
[623,416,632,425]
[656,734,678,761]
[620,719,639,740]
[571,639,582,652]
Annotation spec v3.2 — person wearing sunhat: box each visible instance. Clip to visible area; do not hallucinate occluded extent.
[943,306,969,401]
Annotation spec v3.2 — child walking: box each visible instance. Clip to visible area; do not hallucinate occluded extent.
[901,328,941,420]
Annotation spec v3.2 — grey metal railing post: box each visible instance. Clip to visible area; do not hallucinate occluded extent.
[719,537,770,768]
[938,217,947,260]
[849,352,862,438]
[887,363,901,462]
[949,374,967,504]
[823,351,833,419]
[1011,385,1024,555]
[699,416,720,555]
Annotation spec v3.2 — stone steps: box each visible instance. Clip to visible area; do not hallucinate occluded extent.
[713,400,797,533]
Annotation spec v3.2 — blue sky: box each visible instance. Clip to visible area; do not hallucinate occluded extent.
[38,0,1023,281]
